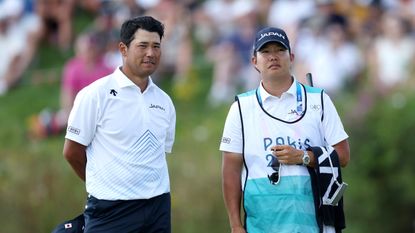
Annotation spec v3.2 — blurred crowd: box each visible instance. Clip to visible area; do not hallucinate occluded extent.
[0,0,414,137]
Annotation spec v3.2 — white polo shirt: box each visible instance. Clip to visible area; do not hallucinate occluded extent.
[66,67,176,200]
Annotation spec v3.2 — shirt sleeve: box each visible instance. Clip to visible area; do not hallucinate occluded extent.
[165,99,176,154]
[219,101,243,154]
[321,92,349,146]
[65,86,99,146]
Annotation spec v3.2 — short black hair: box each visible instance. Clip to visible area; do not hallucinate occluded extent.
[120,16,164,47]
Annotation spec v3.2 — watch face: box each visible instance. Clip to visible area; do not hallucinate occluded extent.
[303,152,310,165]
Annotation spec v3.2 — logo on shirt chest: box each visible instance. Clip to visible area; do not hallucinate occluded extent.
[288,109,300,116]
[110,89,118,96]
[286,109,303,121]
[149,104,165,111]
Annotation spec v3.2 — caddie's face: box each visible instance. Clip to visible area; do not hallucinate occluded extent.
[252,42,293,79]
[120,29,161,79]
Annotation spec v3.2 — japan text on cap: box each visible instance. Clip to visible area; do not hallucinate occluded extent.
[253,27,291,53]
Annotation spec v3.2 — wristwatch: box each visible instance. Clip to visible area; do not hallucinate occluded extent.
[302,150,310,166]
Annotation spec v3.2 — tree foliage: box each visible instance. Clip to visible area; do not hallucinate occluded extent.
[345,90,415,233]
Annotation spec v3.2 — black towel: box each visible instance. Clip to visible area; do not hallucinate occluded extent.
[309,146,346,233]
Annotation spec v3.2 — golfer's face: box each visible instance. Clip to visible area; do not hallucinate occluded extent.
[124,29,161,78]
[254,43,292,78]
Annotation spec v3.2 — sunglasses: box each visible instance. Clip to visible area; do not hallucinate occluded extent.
[267,154,281,185]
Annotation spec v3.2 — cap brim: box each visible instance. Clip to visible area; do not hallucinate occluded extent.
[256,40,289,51]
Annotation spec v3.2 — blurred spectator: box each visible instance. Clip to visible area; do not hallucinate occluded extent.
[381,0,415,28]
[76,0,105,13]
[76,0,147,20]
[117,0,146,22]
[255,0,272,26]
[90,1,123,69]
[0,0,42,95]
[145,0,193,84]
[193,0,248,54]
[28,30,113,139]
[192,0,261,106]
[367,10,415,96]
[34,0,76,51]
[267,0,316,44]
[345,1,384,49]
[200,0,241,41]
[206,1,260,106]
[294,15,363,96]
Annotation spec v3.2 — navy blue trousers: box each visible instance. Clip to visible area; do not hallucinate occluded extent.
[83,193,171,233]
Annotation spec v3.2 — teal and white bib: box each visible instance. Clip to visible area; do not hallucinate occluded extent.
[237,82,325,233]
